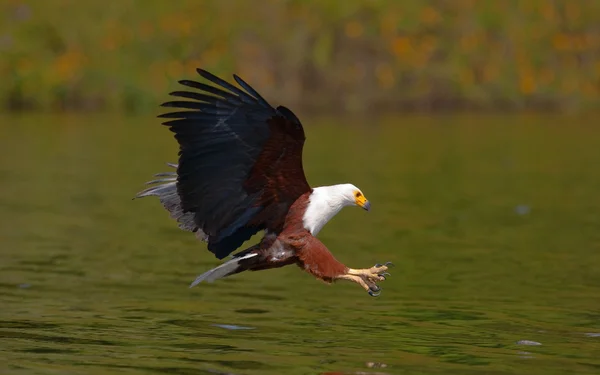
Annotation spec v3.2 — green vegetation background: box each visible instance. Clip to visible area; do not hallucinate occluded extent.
[2,0,599,113]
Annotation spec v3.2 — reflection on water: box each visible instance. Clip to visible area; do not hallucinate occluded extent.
[1,114,600,374]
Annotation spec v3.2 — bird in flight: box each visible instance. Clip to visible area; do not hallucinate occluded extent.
[136,69,392,296]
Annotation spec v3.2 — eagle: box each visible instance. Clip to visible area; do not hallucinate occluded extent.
[136,69,392,296]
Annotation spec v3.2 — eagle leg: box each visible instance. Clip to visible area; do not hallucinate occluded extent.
[336,263,391,297]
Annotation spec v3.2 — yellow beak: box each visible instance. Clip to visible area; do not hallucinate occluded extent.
[356,195,371,211]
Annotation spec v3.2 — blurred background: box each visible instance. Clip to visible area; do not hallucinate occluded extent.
[1,1,600,375]
[2,0,600,113]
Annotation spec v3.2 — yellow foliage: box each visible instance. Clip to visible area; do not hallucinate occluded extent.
[54,50,85,81]
[102,36,118,51]
[460,68,474,86]
[419,36,437,55]
[582,81,597,97]
[167,61,184,78]
[460,34,480,52]
[483,64,498,83]
[420,7,440,26]
[561,77,577,95]
[391,37,412,58]
[345,21,364,39]
[5,0,600,112]
[160,14,191,35]
[538,68,555,86]
[180,19,192,36]
[595,60,600,77]
[565,2,581,24]
[17,58,33,76]
[553,33,570,51]
[375,63,395,89]
[541,3,556,22]
[139,22,154,39]
[380,14,397,37]
[519,74,536,95]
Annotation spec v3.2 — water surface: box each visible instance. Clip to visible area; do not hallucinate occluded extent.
[1,114,600,374]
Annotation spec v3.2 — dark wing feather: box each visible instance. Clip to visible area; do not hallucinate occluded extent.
[158,69,311,259]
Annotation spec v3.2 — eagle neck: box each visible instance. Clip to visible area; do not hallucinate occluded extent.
[302,186,345,236]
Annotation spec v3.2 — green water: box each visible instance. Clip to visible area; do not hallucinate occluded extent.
[1,114,600,374]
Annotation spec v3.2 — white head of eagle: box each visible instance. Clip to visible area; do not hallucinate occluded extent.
[303,183,371,236]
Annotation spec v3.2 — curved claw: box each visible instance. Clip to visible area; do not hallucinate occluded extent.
[378,272,391,280]
[384,262,394,268]
[368,289,381,297]
[369,285,381,293]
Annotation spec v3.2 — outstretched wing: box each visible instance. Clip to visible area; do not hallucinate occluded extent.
[138,69,311,259]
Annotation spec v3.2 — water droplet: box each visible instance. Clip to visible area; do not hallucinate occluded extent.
[212,324,255,330]
[366,362,387,368]
[515,205,531,215]
[517,350,534,359]
[516,340,541,346]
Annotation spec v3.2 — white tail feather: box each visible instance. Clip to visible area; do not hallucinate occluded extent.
[189,252,259,287]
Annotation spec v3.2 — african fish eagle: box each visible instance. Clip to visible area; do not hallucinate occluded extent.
[136,69,392,297]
